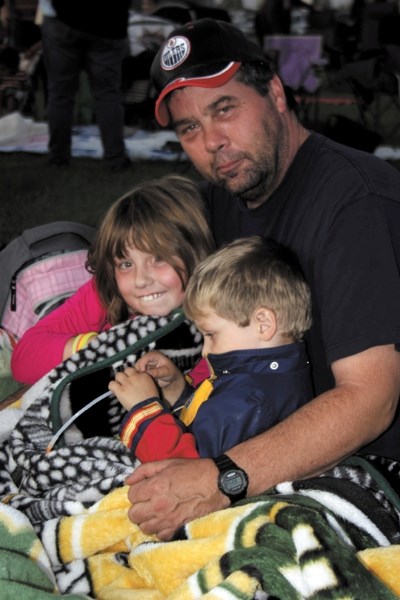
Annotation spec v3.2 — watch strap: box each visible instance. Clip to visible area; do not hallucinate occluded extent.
[214,454,240,472]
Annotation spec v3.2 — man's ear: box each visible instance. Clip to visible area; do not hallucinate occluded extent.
[254,307,277,341]
[268,74,288,113]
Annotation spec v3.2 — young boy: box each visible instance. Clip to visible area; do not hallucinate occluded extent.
[109,236,313,461]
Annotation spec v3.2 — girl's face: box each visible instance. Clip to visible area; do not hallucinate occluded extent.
[114,245,185,316]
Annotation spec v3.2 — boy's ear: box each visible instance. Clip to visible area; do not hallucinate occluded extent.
[254,307,277,341]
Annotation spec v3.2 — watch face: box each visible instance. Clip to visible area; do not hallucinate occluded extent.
[220,469,247,495]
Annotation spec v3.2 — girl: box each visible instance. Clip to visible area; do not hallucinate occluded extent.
[11,175,215,384]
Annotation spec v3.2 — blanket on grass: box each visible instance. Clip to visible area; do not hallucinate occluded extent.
[1,312,400,598]
[0,114,186,162]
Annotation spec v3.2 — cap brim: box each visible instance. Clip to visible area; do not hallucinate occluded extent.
[155,62,241,127]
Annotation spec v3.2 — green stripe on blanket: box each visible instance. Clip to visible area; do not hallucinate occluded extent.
[0,503,89,599]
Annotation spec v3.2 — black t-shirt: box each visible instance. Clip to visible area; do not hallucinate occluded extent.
[52,0,131,39]
[201,133,400,460]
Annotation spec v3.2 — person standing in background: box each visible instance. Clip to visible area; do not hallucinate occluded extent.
[39,0,131,170]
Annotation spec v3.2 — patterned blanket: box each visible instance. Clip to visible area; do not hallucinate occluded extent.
[1,462,400,599]
[1,313,400,599]
[0,311,201,518]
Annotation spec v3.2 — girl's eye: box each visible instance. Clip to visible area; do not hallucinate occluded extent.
[116,260,132,271]
[153,256,167,266]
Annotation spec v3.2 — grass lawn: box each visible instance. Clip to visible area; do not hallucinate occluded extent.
[1,96,399,248]
[0,152,199,248]
[2,56,400,248]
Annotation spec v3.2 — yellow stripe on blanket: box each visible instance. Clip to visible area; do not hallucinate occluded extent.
[89,551,157,599]
[57,486,154,563]
[358,545,400,596]
[125,504,260,598]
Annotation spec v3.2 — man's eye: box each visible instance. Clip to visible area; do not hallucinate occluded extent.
[176,123,197,138]
[217,103,236,118]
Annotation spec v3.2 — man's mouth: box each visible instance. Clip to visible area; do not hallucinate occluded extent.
[216,158,242,175]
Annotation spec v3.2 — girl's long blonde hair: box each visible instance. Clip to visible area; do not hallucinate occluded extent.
[87,175,215,325]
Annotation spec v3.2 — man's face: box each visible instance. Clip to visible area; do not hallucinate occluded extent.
[169,77,288,206]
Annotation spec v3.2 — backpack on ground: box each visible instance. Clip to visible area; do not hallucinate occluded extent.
[0,221,94,340]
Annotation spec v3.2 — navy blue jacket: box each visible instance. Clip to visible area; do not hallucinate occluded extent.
[119,341,313,460]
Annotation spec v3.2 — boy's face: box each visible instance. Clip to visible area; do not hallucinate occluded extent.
[195,311,263,357]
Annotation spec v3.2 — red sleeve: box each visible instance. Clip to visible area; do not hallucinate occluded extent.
[136,415,200,461]
[11,279,109,384]
[119,401,199,461]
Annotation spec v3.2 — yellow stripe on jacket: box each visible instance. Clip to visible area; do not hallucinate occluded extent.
[120,400,163,447]
[179,378,214,427]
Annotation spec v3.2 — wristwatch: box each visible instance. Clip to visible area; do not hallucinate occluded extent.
[212,454,249,504]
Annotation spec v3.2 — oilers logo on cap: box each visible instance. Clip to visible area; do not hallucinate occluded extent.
[151,18,270,126]
[161,36,191,71]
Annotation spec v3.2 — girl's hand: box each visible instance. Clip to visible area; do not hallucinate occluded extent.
[109,367,159,411]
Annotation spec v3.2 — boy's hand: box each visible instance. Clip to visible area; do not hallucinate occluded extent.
[109,367,159,411]
[135,351,186,404]
[135,351,180,387]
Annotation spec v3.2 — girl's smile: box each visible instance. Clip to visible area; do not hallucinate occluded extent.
[114,245,185,316]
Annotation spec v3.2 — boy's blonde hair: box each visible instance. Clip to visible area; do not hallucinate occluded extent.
[184,236,312,341]
[87,175,215,325]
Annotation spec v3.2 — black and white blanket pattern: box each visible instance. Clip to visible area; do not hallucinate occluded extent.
[0,310,202,527]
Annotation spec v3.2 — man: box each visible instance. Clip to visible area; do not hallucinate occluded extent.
[126,18,400,541]
[40,0,131,170]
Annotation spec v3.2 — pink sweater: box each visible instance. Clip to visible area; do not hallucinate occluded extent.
[11,278,111,384]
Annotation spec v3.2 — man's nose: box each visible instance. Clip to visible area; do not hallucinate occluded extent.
[203,124,228,153]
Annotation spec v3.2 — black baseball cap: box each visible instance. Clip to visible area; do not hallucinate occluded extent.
[150,18,267,126]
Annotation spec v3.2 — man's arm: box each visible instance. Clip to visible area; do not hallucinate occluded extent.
[126,344,400,540]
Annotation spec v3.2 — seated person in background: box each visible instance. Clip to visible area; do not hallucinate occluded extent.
[110,236,313,468]
[0,45,27,115]
[123,0,177,125]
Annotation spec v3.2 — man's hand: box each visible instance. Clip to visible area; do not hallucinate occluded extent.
[135,351,186,405]
[124,345,400,540]
[126,458,229,540]
[109,367,159,411]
